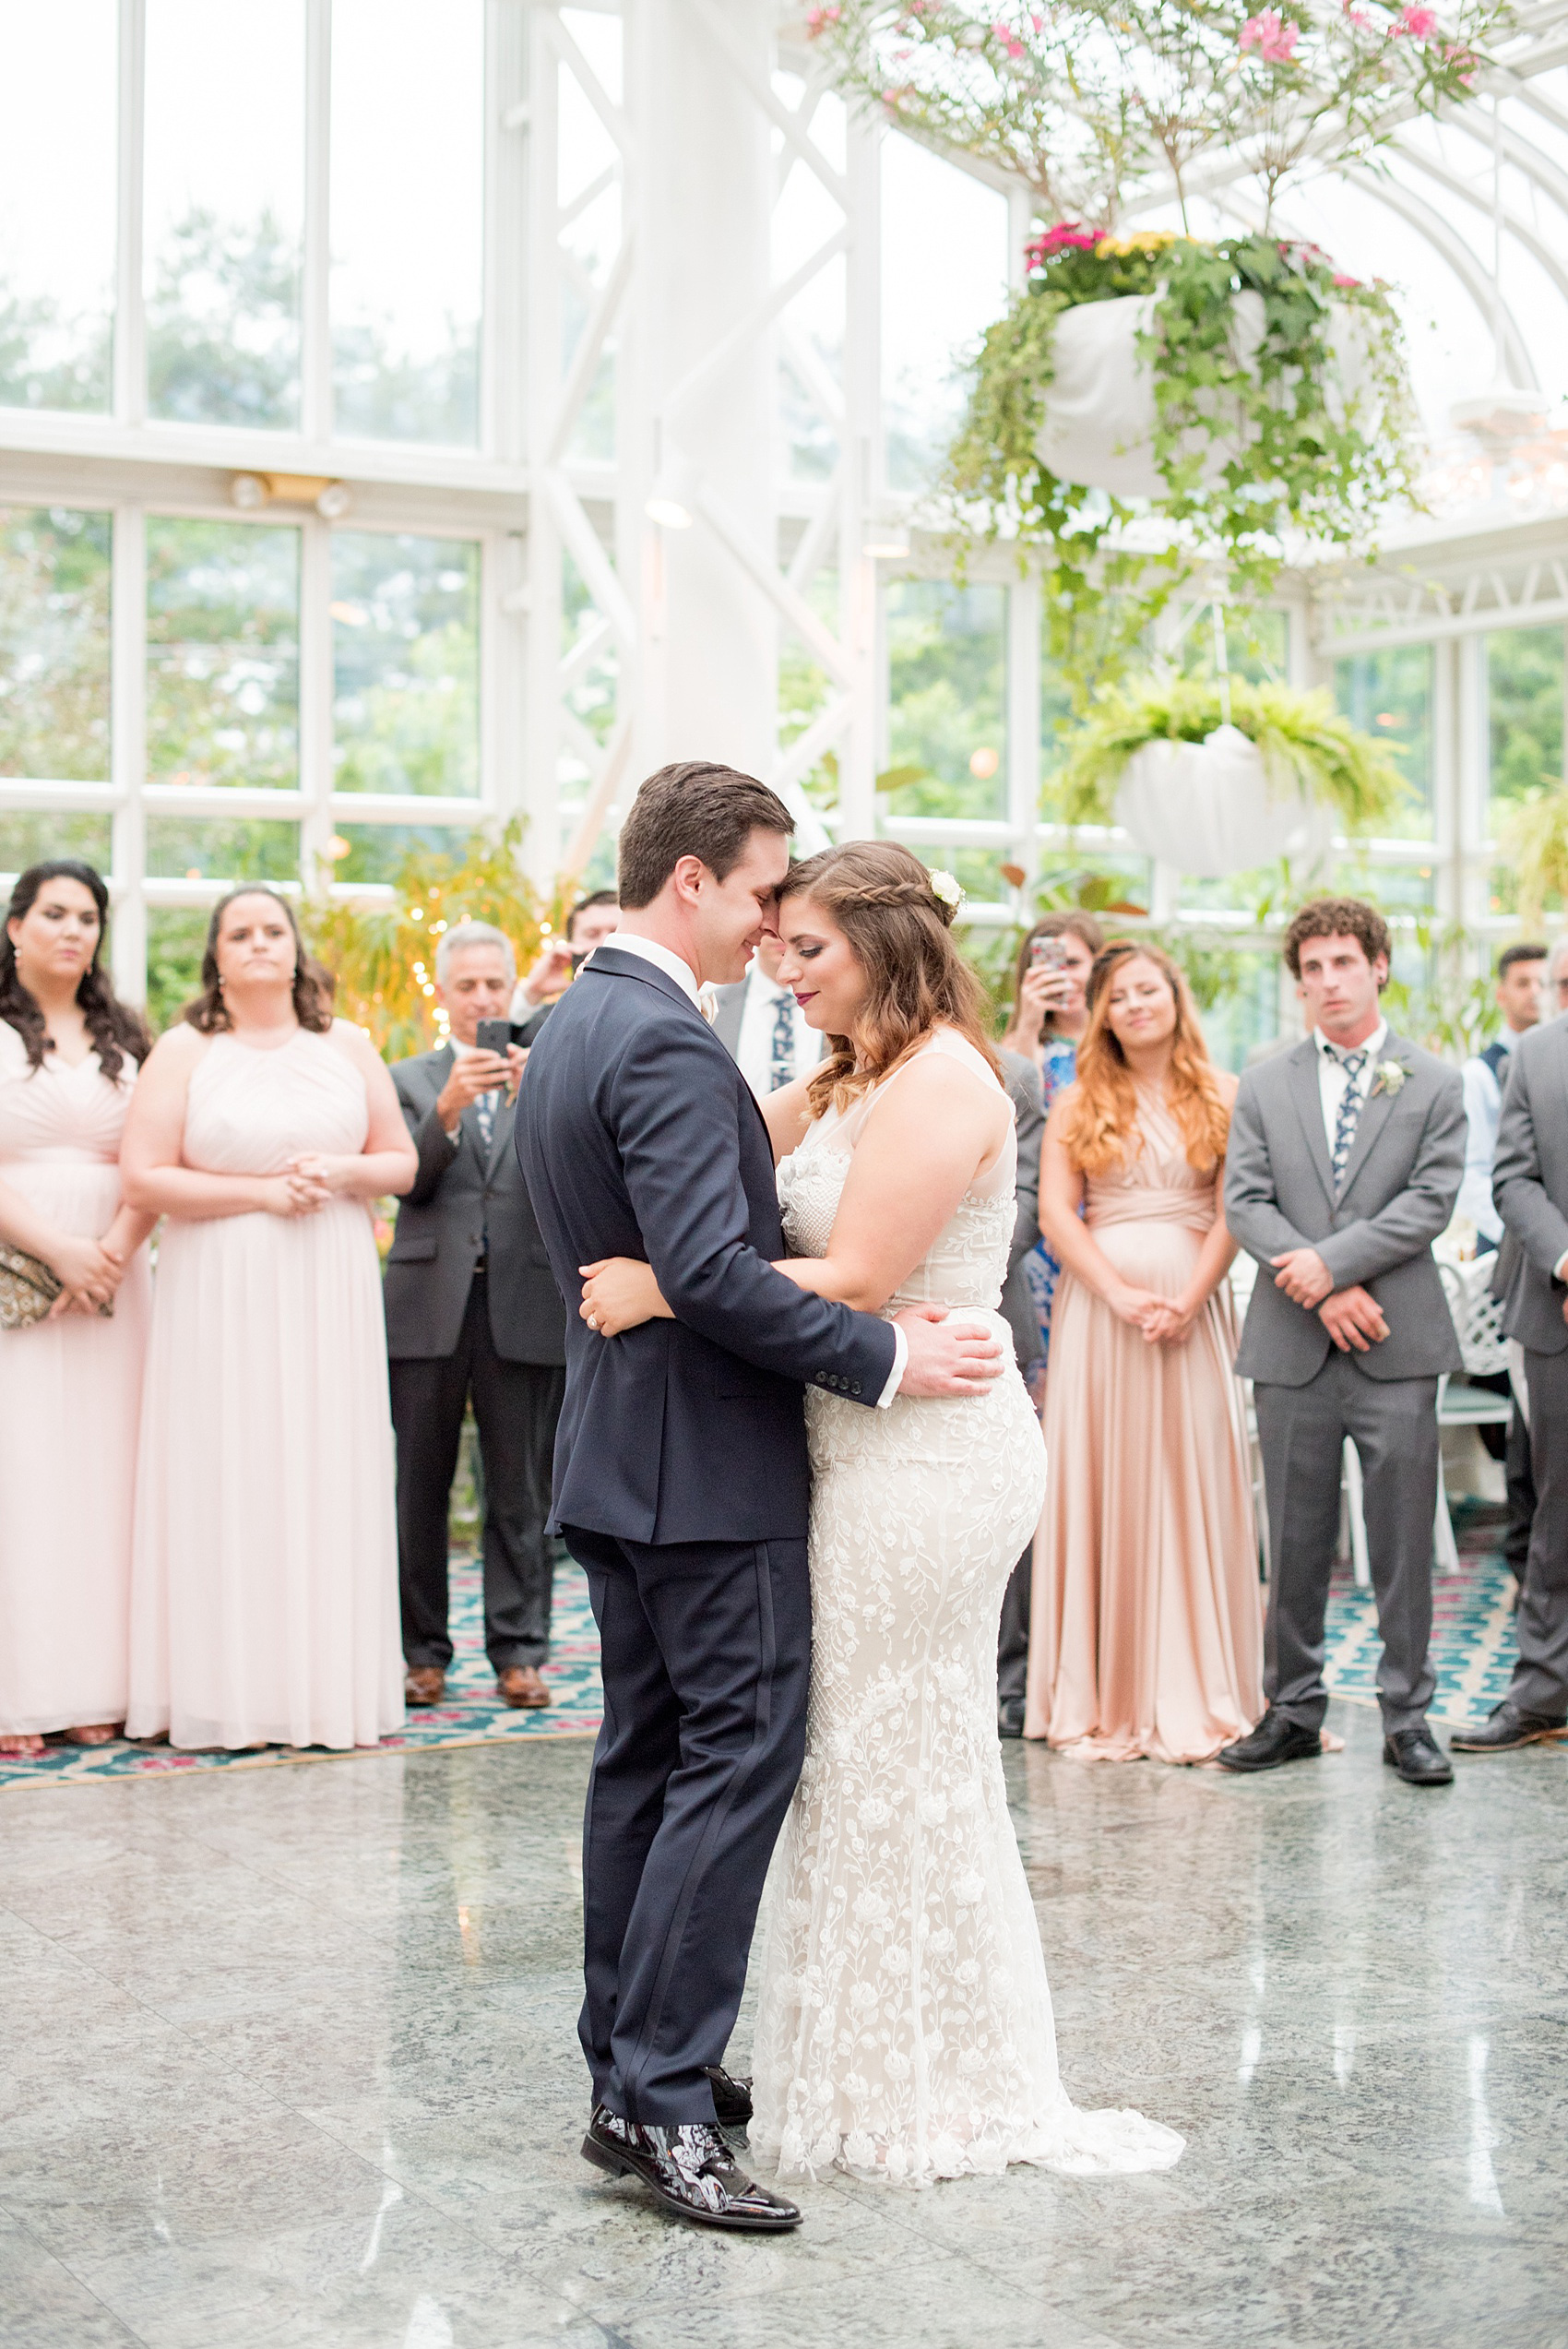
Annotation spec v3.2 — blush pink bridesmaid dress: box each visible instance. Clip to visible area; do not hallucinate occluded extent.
[126,1028,404,1751]
[1025,1083,1263,1764]
[0,1022,150,1736]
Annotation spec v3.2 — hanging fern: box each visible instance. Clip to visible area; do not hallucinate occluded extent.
[1054,674,1408,831]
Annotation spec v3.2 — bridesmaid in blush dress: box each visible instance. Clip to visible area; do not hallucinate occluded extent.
[1025,942,1262,1765]
[0,864,154,1754]
[122,887,416,1752]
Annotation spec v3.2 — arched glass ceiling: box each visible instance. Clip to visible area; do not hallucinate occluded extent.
[1120,6,1568,525]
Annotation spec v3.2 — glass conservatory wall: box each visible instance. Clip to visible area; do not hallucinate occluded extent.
[2,2,1567,1057]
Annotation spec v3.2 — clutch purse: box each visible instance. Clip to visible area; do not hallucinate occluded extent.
[0,1243,63,1330]
[0,1244,113,1330]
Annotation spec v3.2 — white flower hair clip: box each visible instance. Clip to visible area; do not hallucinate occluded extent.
[927,868,965,913]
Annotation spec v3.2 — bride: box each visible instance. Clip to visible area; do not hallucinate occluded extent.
[577,841,1182,2188]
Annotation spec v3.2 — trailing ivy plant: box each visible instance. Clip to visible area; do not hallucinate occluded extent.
[1053,672,1408,832]
[1496,787,1568,931]
[948,227,1420,692]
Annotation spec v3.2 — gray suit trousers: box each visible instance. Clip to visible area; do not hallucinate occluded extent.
[1510,1346,1568,1717]
[1254,1355,1439,1733]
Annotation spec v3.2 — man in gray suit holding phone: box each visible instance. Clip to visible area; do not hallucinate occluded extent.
[1220,900,1466,1786]
[386,922,566,1713]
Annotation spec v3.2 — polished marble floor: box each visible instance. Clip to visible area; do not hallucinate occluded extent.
[4,1706,1567,2349]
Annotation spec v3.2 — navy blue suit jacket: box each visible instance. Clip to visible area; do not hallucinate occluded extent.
[516,944,898,1544]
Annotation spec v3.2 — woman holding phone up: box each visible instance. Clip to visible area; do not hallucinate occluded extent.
[1000,912,1105,1377]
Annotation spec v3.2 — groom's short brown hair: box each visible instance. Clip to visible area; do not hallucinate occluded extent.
[1283,897,1392,984]
[616,762,793,909]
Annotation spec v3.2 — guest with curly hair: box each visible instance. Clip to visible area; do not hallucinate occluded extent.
[0,862,155,1755]
[1025,940,1263,1763]
[122,887,416,1751]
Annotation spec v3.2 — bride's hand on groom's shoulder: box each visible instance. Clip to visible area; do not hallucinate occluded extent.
[578,1256,670,1337]
[894,1304,1005,1398]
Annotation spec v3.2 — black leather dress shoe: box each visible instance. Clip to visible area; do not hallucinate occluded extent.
[997,1696,1026,1740]
[1451,1702,1568,1754]
[1216,1708,1323,1773]
[582,2108,800,2232]
[702,2065,753,2128]
[1383,1723,1454,1785]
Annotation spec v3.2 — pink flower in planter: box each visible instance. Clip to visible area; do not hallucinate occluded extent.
[1396,3,1438,30]
[1240,10,1300,61]
[992,18,1027,57]
[806,4,841,34]
[1332,271,1362,288]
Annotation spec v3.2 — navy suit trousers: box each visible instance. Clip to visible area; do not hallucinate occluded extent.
[562,1523,811,2128]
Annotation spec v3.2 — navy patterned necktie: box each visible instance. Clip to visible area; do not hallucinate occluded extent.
[1327,1045,1369,1190]
[767,990,796,1091]
[474,1085,496,1156]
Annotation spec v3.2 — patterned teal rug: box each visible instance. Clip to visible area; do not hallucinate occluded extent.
[0,1556,603,1792]
[0,1505,1534,1791]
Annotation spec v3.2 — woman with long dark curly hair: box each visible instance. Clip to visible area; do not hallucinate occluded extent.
[0,862,156,1756]
[1026,940,1262,1762]
[121,886,416,1751]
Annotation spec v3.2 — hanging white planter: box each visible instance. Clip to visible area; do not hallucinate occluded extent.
[1034,293,1375,500]
[1112,722,1335,877]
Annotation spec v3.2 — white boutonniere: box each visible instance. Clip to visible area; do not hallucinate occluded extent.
[1370,1059,1408,1100]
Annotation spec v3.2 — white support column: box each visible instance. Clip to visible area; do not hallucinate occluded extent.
[302,0,332,445]
[299,515,334,884]
[633,0,777,778]
[520,3,564,888]
[837,108,881,844]
[110,506,147,1002]
[113,0,146,429]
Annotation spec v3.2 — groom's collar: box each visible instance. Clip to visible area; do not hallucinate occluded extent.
[604,931,700,1005]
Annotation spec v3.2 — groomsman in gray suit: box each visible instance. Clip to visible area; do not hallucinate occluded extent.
[1220,900,1466,1786]
[1454,1004,1568,1752]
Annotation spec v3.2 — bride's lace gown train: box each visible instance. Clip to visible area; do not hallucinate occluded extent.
[748,1030,1183,2186]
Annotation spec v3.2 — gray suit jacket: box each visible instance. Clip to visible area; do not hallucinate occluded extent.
[1492,1012,1568,1355]
[1225,1028,1465,1386]
[385,1045,567,1366]
[999,1047,1045,1373]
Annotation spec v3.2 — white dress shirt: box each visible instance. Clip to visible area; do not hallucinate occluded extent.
[734,963,824,1101]
[1314,1017,1387,1158]
[605,930,905,1405]
[1457,1027,1520,1245]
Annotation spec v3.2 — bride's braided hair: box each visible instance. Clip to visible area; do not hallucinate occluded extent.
[778,841,1002,1116]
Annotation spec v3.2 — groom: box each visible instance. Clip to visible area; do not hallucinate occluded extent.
[1220,898,1466,1787]
[517,762,1004,2232]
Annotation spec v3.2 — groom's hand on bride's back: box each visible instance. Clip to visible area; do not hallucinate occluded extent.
[894,1304,1005,1396]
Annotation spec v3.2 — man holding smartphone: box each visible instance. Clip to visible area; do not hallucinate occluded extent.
[384,921,567,1712]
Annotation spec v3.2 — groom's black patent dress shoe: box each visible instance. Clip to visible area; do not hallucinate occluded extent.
[1383,1723,1454,1785]
[1216,1707,1323,1773]
[702,2064,754,2128]
[582,2107,801,2233]
[1451,1701,1568,1754]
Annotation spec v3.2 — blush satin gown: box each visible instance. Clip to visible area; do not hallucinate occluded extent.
[0,1023,150,1735]
[1025,1082,1263,1763]
[126,1028,404,1751]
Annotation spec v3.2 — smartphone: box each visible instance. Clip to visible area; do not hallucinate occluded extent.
[474,1018,515,1059]
[1030,936,1070,974]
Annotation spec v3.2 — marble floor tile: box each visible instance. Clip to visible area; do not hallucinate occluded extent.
[5,1706,1568,2348]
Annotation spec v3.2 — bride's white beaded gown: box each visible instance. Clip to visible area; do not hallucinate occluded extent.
[748,1029,1183,2186]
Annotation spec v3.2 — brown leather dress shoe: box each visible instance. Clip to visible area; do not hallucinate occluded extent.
[405,1666,445,1707]
[497,1663,552,1709]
